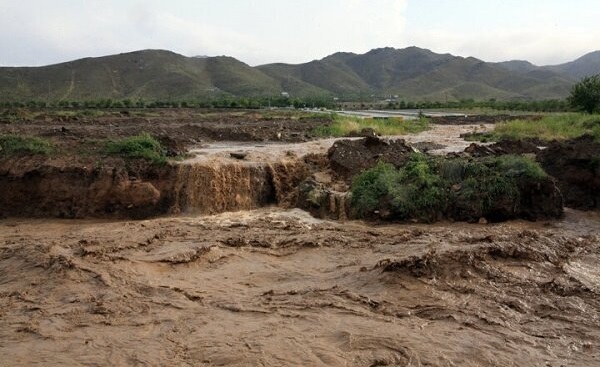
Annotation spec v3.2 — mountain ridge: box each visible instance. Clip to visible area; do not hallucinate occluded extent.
[0,47,598,102]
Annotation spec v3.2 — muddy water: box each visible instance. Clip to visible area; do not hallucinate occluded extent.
[1,208,598,366]
[186,123,493,164]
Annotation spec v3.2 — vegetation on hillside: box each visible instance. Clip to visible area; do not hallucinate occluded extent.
[351,154,548,222]
[0,135,54,156]
[313,114,430,137]
[466,113,600,143]
[105,133,167,165]
[0,47,595,103]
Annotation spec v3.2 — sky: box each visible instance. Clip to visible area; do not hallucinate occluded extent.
[0,0,599,67]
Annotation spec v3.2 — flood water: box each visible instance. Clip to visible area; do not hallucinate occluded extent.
[0,208,598,365]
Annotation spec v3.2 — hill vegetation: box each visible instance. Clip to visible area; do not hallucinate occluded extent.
[0,47,598,103]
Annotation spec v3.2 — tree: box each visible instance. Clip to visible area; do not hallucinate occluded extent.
[569,74,600,114]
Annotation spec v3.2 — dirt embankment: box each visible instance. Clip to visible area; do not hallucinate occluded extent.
[296,136,563,223]
[538,135,600,210]
[463,135,600,211]
[327,136,415,180]
[0,156,312,219]
[0,110,329,218]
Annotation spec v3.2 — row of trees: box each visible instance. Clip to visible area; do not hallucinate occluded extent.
[0,97,571,112]
[568,74,600,114]
[382,99,570,112]
[0,96,335,110]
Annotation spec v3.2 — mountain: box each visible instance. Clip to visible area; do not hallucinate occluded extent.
[0,50,282,101]
[0,47,599,102]
[259,47,577,100]
[495,60,538,73]
[545,51,600,79]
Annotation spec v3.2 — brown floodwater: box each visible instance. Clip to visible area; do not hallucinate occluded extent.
[185,123,493,165]
[1,208,598,366]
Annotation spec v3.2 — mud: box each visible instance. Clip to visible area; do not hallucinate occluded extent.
[0,208,598,366]
[464,139,540,157]
[0,109,330,146]
[538,135,600,210]
[328,136,415,180]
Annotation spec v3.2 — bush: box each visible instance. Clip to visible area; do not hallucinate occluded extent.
[0,135,54,156]
[569,74,600,114]
[351,155,445,222]
[351,154,548,222]
[105,133,166,164]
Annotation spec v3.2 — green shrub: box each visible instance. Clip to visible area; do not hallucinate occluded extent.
[351,154,548,222]
[468,113,600,143]
[105,133,166,164]
[313,114,430,137]
[0,135,54,156]
[351,154,445,222]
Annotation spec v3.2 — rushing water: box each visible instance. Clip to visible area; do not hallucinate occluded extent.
[0,208,598,365]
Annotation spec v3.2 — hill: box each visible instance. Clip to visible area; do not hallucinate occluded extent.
[0,47,599,102]
[545,51,600,80]
[0,50,282,101]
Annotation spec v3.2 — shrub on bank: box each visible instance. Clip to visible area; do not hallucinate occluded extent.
[350,153,560,222]
[0,134,54,156]
[105,133,166,165]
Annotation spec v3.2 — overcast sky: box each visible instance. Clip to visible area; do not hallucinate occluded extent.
[1,0,599,67]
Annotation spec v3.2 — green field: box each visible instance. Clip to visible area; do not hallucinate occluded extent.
[313,114,430,137]
[468,113,600,142]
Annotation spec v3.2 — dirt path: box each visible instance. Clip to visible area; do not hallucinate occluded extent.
[1,209,598,366]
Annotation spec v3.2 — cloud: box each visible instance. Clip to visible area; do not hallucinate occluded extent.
[0,0,409,66]
[0,0,596,67]
[406,26,600,65]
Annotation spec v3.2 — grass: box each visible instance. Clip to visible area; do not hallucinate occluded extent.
[0,134,54,156]
[467,113,600,143]
[350,153,548,222]
[313,114,430,137]
[105,133,167,165]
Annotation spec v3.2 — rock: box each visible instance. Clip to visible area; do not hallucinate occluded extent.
[479,217,488,224]
[348,127,378,138]
[230,152,248,160]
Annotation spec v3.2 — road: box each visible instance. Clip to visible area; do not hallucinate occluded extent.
[334,109,467,120]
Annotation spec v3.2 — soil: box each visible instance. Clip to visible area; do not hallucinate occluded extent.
[327,136,414,180]
[460,135,599,211]
[0,110,599,365]
[463,139,540,157]
[538,135,600,210]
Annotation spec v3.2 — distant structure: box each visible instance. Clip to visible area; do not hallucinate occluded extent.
[281,92,289,98]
